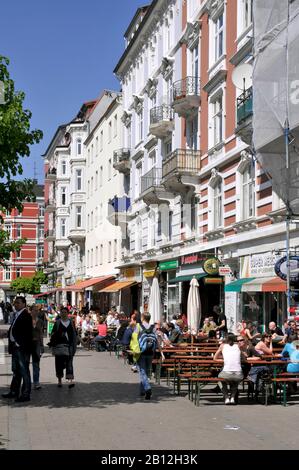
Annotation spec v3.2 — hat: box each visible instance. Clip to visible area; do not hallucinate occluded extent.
[176,320,184,327]
[292,340,299,347]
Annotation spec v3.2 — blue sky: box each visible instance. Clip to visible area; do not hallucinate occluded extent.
[0,0,147,183]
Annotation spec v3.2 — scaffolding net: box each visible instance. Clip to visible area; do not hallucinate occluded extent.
[253,0,299,214]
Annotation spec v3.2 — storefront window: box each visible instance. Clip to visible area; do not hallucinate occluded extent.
[241,293,264,330]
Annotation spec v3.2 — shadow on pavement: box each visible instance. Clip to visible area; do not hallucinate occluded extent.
[0,380,174,409]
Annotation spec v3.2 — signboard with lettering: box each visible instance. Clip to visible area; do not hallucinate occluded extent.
[180,253,206,266]
[219,266,232,276]
[275,256,299,281]
[159,260,178,271]
[203,258,220,275]
[241,252,280,278]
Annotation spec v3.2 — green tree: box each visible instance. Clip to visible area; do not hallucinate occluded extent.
[0,55,43,263]
[10,271,48,295]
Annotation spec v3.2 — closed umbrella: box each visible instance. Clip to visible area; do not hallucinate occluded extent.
[187,277,201,334]
[148,276,162,324]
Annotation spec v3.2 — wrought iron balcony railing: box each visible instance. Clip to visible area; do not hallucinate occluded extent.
[150,105,173,125]
[141,168,163,194]
[237,87,253,125]
[173,76,200,101]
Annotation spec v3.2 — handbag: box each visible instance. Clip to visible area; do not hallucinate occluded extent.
[52,344,70,356]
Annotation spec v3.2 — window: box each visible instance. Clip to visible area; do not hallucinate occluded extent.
[61,187,66,206]
[136,218,142,252]
[16,268,21,278]
[148,212,156,248]
[108,159,112,180]
[114,115,118,137]
[91,211,94,230]
[87,149,90,166]
[17,249,21,259]
[95,171,98,191]
[187,116,198,150]
[127,124,131,149]
[5,224,12,238]
[95,137,98,157]
[108,241,112,263]
[61,160,66,175]
[164,139,172,158]
[38,225,44,239]
[77,138,82,155]
[114,239,117,261]
[100,130,103,151]
[37,245,44,259]
[243,0,252,30]
[138,111,143,142]
[76,206,82,228]
[99,203,103,224]
[91,249,93,268]
[212,96,223,145]
[91,144,94,163]
[87,214,90,231]
[192,45,199,80]
[87,250,89,269]
[16,224,22,238]
[100,166,103,187]
[100,244,103,265]
[180,202,185,230]
[76,169,82,191]
[157,211,162,237]
[214,13,224,61]
[242,163,255,219]
[168,210,173,241]
[5,266,11,281]
[61,218,66,238]
[38,205,45,217]
[135,164,142,197]
[214,180,223,228]
[108,121,112,142]
[149,149,156,168]
[191,196,197,233]
[88,180,90,198]
[96,246,98,266]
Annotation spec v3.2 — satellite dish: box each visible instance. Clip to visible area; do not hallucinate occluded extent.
[232,63,253,91]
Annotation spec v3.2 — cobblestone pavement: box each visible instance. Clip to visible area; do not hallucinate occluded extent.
[0,331,298,450]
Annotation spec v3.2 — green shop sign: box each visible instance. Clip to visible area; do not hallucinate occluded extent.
[159,260,178,271]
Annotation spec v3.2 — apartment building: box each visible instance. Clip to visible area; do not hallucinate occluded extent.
[112,0,290,329]
[0,184,45,302]
[43,102,95,304]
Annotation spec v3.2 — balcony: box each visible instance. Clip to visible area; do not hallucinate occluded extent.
[45,198,56,213]
[235,87,253,145]
[113,148,131,174]
[44,229,55,241]
[172,76,200,117]
[107,196,131,226]
[149,105,174,138]
[55,238,71,250]
[68,228,86,243]
[140,168,173,205]
[45,168,57,182]
[162,149,200,192]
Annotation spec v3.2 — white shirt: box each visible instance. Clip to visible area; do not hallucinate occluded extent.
[9,308,26,345]
[222,344,242,372]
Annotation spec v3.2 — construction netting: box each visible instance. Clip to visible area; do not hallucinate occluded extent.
[253,0,299,214]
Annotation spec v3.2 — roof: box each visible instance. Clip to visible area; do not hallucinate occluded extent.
[114,0,158,76]
[41,124,67,157]
[64,276,115,291]
[124,5,150,38]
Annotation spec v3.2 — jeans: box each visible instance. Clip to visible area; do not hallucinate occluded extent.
[94,335,107,351]
[137,354,152,394]
[31,341,41,384]
[248,366,270,386]
[10,346,31,398]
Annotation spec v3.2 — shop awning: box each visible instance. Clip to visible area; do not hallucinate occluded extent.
[225,277,287,293]
[98,280,137,293]
[224,278,255,292]
[242,277,287,293]
[34,291,55,298]
[168,273,207,283]
[65,276,115,291]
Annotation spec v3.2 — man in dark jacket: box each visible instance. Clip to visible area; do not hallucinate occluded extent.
[2,297,33,402]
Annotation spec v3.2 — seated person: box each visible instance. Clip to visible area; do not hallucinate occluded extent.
[255,333,273,356]
[94,317,108,351]
[244,321,261,344]
[280,334,298,359]
[267,321,284,343]
[201,317,216,335]
[169,320,184,344]
[287,340,299,374]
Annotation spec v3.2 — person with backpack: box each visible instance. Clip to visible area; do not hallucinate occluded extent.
[137,312,164,400]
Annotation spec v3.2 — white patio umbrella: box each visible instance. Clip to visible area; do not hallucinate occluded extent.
[187,277,201,333]
[148,276,162,325]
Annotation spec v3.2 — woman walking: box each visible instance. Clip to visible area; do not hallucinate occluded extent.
[49,307,77,388]
[30,305,44,390]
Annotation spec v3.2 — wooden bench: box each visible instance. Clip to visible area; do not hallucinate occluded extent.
[188,377,225,406]
[272,377,299,406]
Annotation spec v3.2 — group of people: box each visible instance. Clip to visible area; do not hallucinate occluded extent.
[1,298,78,402]
[213,319,299,405]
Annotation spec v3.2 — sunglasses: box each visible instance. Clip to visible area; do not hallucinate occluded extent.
[237,339,245,342]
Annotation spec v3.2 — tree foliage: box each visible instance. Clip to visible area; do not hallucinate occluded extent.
[0,55,43,263]
[10,271,48,295]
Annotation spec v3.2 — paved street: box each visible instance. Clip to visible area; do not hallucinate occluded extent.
[0,335,298,450]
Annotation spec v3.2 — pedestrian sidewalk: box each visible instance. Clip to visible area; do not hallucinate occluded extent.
[0,342,299,450]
